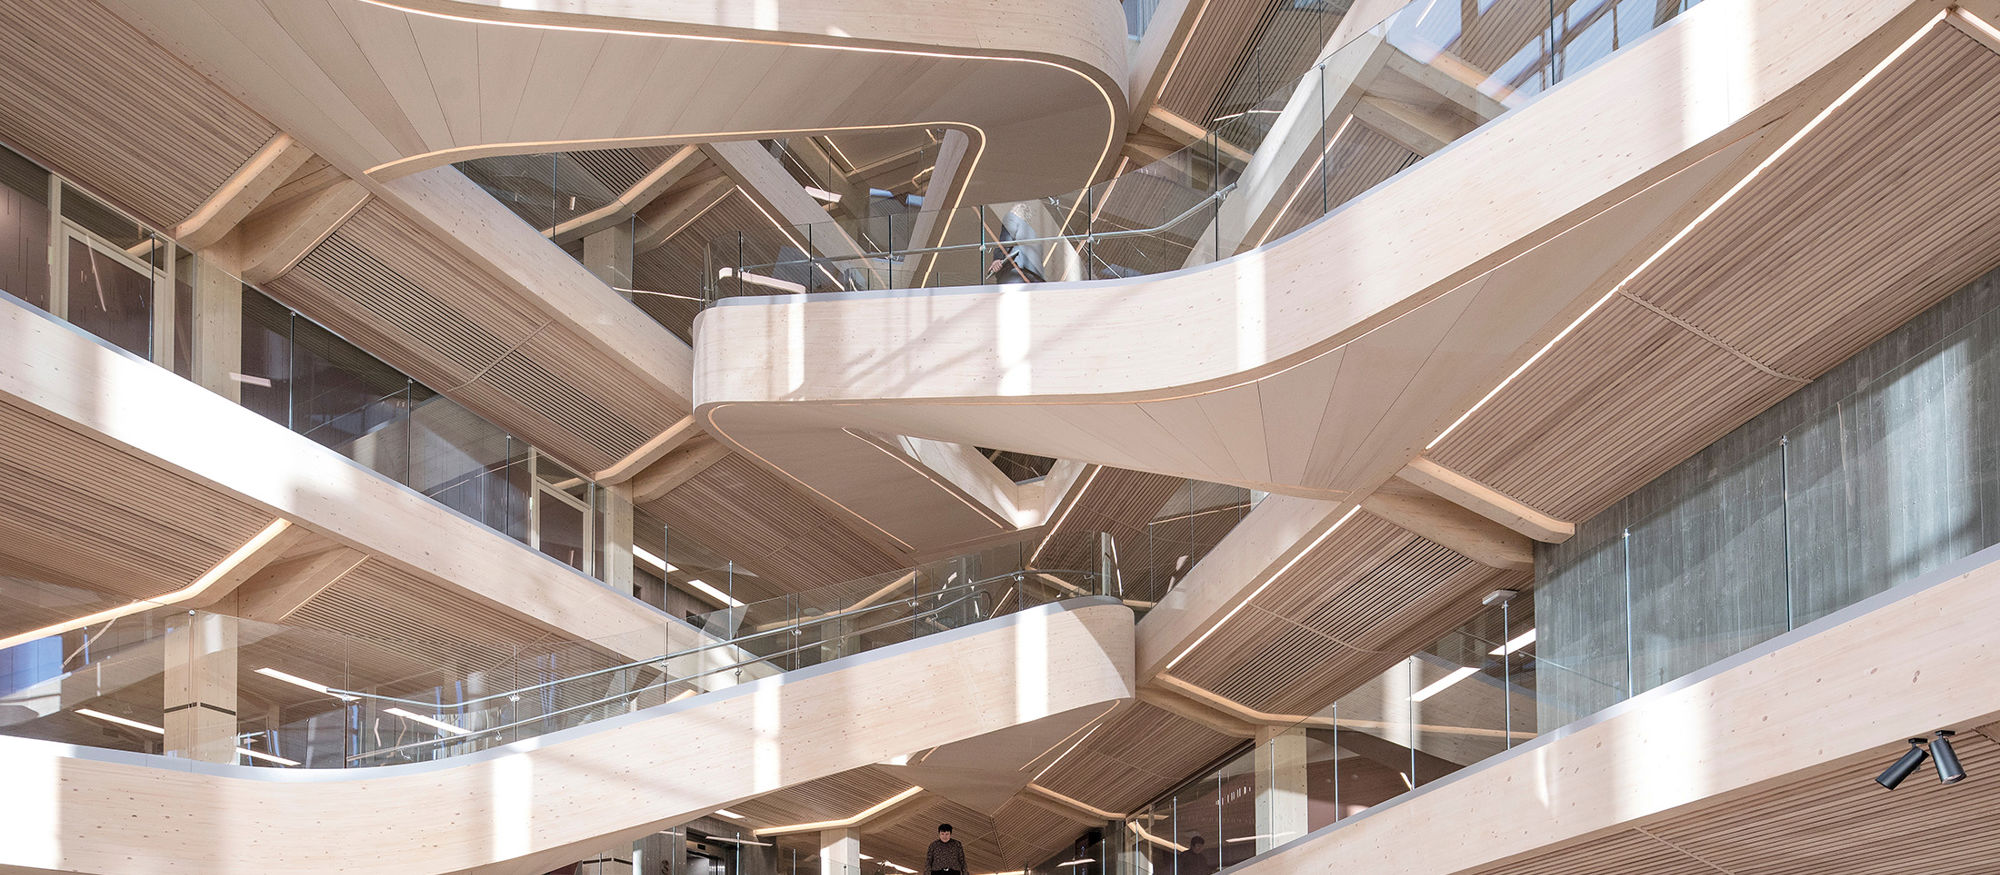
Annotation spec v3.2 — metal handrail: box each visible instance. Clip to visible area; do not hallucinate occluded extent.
[724,184,1236,276]
[347,574,1095,761]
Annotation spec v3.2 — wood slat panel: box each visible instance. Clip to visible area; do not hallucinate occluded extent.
[1476,733,2000,875]
[1429,27,2000,523]
[0,0,276,228]
[0,397,271,605]
[644,455,902,592]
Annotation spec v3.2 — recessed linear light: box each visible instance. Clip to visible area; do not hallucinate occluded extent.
[716,267,807,294]
[882,863,916,873]
[686,577,747,609]
[804,185,843,204]
[384,707,472,736]
[238,746,301,767]
[715,809,745,819]
[227,372,273,387]
[1489,629,1537,656]
[1057,859,1097,867]
[1410,666,1481,703]
[255,667,357,701]
[633,546,679,574]
[1424,9,1954,452]
[702,835,775,847]
[76,708,163,735]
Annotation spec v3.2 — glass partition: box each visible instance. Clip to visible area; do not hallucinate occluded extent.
[0,543,1112,770]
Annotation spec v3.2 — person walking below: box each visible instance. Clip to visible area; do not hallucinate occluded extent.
[927,824,968,875]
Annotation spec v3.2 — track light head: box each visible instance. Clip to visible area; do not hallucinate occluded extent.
[1877,738,1931,790]
[1931,730,1966,784]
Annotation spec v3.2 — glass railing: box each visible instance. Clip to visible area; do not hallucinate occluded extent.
[0,543,1113,770]
[699,0,1706,303]
[1113,266,2000,869]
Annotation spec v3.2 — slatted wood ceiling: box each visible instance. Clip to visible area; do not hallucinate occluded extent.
[643,455,903,591]
[1036,468,1188,572]
[1429,26,2000,522]
[1036,703,1241,815]
[1173,512,1530,714]
[268,201,686,472]
[0,0,275,229]
[631,188,780,341]
[1473,733,2000,875]
[0,397,271,607]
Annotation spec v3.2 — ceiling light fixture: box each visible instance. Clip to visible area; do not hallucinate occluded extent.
[1488,629,1537,656]
[1057,860,1096,867]
[384,707,472,736]
[238,746,301,767]
[633,546,677,573]
[804,186,843,204]
[1931,730,1966,784]
[715,809,746,820]
[1410,666,1481,702]
[1876,738,1932,789]
[686,577,746,608]
[255,667,357,701]
[76,708,163,735]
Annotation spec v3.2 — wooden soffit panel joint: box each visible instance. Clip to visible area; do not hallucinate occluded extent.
[629,435,733,503]
[233,546,369,623]
[1359,483,1535,571]
[175,133,316,251]
[1136,685,1259,738]
[595,415,701,484]
[1395,457,1575,543]
[222,179,371,284]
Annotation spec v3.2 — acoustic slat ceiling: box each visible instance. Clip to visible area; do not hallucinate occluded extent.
[644,455,903,592]
[1474,733,2000,875]
[1036,703,1240,816]
[269,200,687,472]
[1428,25,2000,523]
[0,0,275,228]
[0,397,271,606]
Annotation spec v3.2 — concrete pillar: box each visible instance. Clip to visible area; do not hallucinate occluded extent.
[738,833,779,875]
[584,222,635,294]
[820,828,861,875]
[636,828,686,875]
[162,611,237,763]
[1253,725,1308,853]
[189,253,243,402]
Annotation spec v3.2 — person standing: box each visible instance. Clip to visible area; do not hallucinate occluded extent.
[927,824,968,875]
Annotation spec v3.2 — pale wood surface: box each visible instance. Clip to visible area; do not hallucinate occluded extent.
[1212,545,2000,875]
[95,0,1128,204]
[0,292,681,658]
[696,0,1926,521]
[0,600,1133,875]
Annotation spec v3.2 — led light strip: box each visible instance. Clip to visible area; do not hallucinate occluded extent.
[1426,10,1954,450]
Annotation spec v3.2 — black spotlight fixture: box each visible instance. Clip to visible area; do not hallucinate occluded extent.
[1876,738,1931,790]
[1932,730,1967,784]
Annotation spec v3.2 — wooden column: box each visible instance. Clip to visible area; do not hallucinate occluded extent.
[602,484,636,596]
[162,610,237,764]
[583,221,635,294]
[189,253,243,402]
[820,828,861,875]
[1252,725,1308,853]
